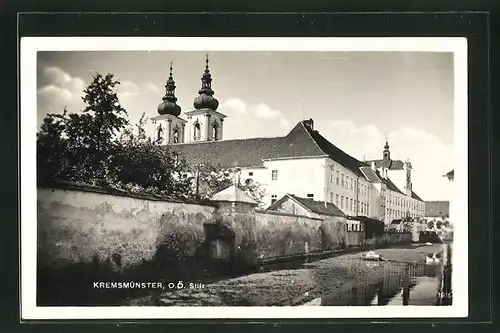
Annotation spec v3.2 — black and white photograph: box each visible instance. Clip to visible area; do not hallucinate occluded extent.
[21,37,468,319]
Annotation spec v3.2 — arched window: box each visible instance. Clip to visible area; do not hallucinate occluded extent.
[212,122,219,141]
[193,122,201,141]
[173,128,179,143]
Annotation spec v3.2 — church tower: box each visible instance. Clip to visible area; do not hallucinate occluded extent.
[403,158,413,197]
[151,63,187,144]
[380,138,391,178]
[185,54,226,142]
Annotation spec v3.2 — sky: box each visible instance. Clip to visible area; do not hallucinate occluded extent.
[37,50,455,201]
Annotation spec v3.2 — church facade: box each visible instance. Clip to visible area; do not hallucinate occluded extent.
[150,55,425,225]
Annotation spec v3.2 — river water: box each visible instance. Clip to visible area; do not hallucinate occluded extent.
[304,244,452,306]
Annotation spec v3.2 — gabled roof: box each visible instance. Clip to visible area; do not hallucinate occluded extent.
[262,122,326,160]
[299,122,369,177]
[367,159,405,170]
[382,176,405,195]
[411,191,424,202]
[443,169,454,181]
[170,121,369,179]
[211,185,258,205]
[359,166,381,183]
[267,194,346,217]
[170,137,282,168]
[425,201,449,217]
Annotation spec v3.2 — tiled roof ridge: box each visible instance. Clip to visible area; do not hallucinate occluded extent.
[170,135,284,146]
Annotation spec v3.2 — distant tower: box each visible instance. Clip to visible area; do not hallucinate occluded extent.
[185,54,226,142]
[151,63,187,144]
[380,138,391,178]
[403,158,413,196]
[383,138,391,162]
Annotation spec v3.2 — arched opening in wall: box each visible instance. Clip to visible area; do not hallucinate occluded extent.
[193,122,201,141]
[173,128,180,143]
[212,122,219,141]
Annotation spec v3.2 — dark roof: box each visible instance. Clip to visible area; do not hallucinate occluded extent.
[267,194,346,217]
[411,191,424,202]
[359,166,381,183]
[390,219,402,225]
[299,122,369,177]
[262,122,326,160]
[367,159,405,170]
[380,175,405,195]
[170,121,369,179]
[443,169,454,180]
[170,137,282,168]
[425,201,449,217]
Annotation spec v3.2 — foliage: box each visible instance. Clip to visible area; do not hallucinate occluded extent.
[427,221,435,229]
[36,71,264,202]
[37,73,129,187]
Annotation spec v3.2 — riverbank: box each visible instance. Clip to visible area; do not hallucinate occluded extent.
[129,243,443,306]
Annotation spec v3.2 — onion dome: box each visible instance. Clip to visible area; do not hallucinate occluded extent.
[193,54,219,111]
[157,63,182,116]
[384,139,390,151]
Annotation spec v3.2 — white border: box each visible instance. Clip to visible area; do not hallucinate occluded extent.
[21,37,468,320]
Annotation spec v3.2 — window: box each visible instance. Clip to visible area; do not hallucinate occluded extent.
[350,199,353,211]
[351,179,353,190]
[248,172,254,176]
[367,204,369,215]
[271,194,277,204]
[336,171,339,185]
[347,223,352,231]
[341,174,344,187]
[330,192,334,203]
[271,170,278,181]
[341,196,344,209]
[336,194,339,206]
[307,193,314,199]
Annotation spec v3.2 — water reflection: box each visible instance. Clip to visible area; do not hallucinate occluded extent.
[307,244,452,306]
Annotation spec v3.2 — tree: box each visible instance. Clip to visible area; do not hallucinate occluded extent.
[37,73,129,187]
[427,221,435,229]
[436,221,443,229]
[112,113,193,197]
[79,73,129,185]
[36,110,70,184]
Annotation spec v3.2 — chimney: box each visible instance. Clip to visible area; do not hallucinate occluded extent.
[304,118,314,130]
[371,161,376,171]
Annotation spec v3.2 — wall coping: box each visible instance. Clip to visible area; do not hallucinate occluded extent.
[38,180,216,207]
[255,209,323,221]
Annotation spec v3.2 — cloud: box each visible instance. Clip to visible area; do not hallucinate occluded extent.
[37,67,86,117]
[252,103,289,128]
[220,98,247,115]
[146,83,160,94]
[117,81,139,101]
[320,120,454,201]
[217,98,291,140]
[219,98,290,130]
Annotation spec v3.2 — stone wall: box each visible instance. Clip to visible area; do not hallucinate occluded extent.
[37,186,215,271]
[347,230,412,248]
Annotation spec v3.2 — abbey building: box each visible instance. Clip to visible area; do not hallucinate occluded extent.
[150,55,425,225]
